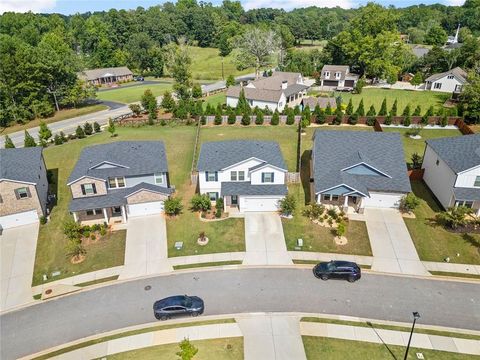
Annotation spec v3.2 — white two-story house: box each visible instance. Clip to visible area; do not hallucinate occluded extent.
[196,140,288,213]
[320,65,359,90]
[68,141,174,224]
[423,135,480,215]
[425,67,467,93]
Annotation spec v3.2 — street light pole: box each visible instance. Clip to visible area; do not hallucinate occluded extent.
[404,312,420,360]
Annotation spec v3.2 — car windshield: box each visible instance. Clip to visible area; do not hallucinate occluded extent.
[183,297,192,307]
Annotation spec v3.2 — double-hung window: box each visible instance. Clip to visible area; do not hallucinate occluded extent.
[15,187,29,199]
[206,171,217,182]
[86,208,103,216]
[231,171,237,181]
[81,183,97,195]
[262,172,274,183]
[108,177,126,189]
[208,192,218,201]
[434,83,442,90]
[154,173,164,185]
[238,171,245,181]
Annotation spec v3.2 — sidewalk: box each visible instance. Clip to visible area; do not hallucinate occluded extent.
[300,321,480,356]
[423,261,480,275]
[289,251,374,267]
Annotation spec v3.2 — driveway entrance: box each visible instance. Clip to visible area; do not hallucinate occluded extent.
[244,213,292,265]
[1,223,39,311]
[364,209,430,275]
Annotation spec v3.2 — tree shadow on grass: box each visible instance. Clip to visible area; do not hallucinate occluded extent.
[462,233,480,255]
[366,322,398,360]
[300,150,312,206]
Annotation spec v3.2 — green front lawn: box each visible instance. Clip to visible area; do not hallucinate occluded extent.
[199,126,299,171]
[340,88,449,113]
[202,92,226,109]
[283,183,372,256]
[303,337,475,360]
[96,82,173,104]
[382,127,462,161]
[33,125,197,286]
[107,338,243,360]
[405,181,480,264]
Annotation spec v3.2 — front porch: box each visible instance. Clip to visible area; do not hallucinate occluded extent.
[72,205,127,226]
[317,193,365,214]
[223,195,243,217]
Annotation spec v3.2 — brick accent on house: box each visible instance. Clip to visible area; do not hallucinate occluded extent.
[0,180,44,217]
[126,190,168,205]
[70,177,108,198]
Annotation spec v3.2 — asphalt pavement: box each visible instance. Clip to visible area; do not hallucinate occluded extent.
[1,268,479,359]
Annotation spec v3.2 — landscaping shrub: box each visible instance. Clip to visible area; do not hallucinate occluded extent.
[327,208,338,220]
[255,109,264,125]
[200,115,206,125]
[54,134,64,145]
[390,99,398,116]
[302,105,311,123]
[354,77,366,94]
[399,193,420,213]
[402,104,411,117]
[192,84,202,99]
[403,115,411,127]
[227,111,236,125]
[366,104,376,117]
[214,108,223,125]
[40,216,47,225]
[129,104,142,116]
[436,206,473,230]
[313,105,325,124]
[278,194,296,216]
[83,122,93,135]
[226,74,235,87]
[271,110,280,125]
[336,221,346,237]
[384,114,392,125]
[107,118,116,137]
[356,99,365,116]
[440,114,448,127]
[325,102,332,115]
[93,122,101,133]
[293,105,301,115]
[413,105,422,116]
[216,198,224,212]
[161,91,176,112]
[164,197,183,216]
[379,98,387,116]
[302,203,325,219]
[63,219,82,240]
[334,107,343,125]
[241,112,251,126]
[366,116,375,126]
[286,109,295,125]
[345,99,354,115]
[191,194,211,211]
[75,125,86,139]
[348,113,358,125]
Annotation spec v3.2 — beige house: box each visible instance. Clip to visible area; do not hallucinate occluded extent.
[78,66,133,86]
[0,147,49,229]
[68,141,174,225]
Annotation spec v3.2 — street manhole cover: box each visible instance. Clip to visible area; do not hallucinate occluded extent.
[144,285,151,291]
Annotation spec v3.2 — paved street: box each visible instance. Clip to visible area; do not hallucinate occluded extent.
[1,268,479,359]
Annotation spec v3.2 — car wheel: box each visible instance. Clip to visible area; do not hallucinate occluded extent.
[191,311,199,317]
[160,315,169,321]
[320,274,329,281]
[347,276,356,283]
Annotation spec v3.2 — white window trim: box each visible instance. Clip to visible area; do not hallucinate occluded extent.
[208,192,218,201]
[474,176,480,187]
[324,71,330,78]
[83,183,95,195]
[238,171,245,181]
[262,172,274,183]
[231,171,237,181]
[154,173,164,185]
[206,172,216,182]
[108,177,126,189]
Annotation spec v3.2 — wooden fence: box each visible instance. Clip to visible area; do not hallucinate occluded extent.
[455,118,475,135]
[204,115,302,126]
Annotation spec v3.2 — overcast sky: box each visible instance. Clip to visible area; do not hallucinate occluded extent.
[0,0,464,15]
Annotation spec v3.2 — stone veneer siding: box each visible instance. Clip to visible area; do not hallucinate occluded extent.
[70,177,108,198]
[0,180,44,217]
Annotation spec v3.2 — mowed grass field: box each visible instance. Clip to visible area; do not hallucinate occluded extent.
[332,88,449,113]
[96,82,173,104]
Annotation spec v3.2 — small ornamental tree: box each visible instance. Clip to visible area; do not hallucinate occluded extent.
[93,122,101,133]
[141,89,157,112]
[205,103,214,116]
[411,152,423,169]
[227,109,236,125]
[4,135,15,148]
[302,105,311,124]
[367,105,376,117]
[161,91,176,112]
[195,101,204,118]
[165,197,183,216]
[300,115,310,130]
[54,134,63,145]
[440,113,448,127]
[191,194,211,211]
[336,221,346,237]
[83,122,93,135]
[75,125,85,139]
[200,114,207,125]
[279,194,296,216]
[192,83,202,99]
[325,102,332,115]
[413,105,422,116]
[334,107,343,125]
[241,111,251,126]
[345,99,354,115]
[379,98,388,116]
[174,101,188,120]
[177,338,198,360]
[356,99,365,116]
[354,77,366,94]
[271,110,280,125]
[129,103,142,117]
[390,99,398,116]
[226,74,235,87]
[293,105,301,115]
[214,106,223,125]
[402,104,411,117]
[316,107,326,124]
[107,118,116,137]
[348,112,358,125]
[237,88,249,113]
[286,108,295,125]
[255,108,264,125]
[425,105,434,117]
[384,113,393,125]
[38,121,52,143]
[403,114,411,127]
[410,72,423,88]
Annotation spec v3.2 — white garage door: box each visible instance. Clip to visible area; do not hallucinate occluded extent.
[128,201,164,217]
[363,193,402,209]
[0,210,39,229]
[242,197,281,212]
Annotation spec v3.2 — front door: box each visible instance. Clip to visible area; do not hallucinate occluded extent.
[231,195,238,205]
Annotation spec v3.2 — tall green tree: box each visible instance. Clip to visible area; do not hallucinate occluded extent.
[24,130,37,147]
[164,40,193,100]
[4,135,15,148]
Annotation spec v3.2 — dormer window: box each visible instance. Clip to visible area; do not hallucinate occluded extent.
[447,75,454,79]
[474,176,480,187]
[108,177,126,189]
[335,72,341,79]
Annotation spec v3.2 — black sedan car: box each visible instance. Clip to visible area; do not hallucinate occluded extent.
[313,260,361,282]
[153,295,204,320]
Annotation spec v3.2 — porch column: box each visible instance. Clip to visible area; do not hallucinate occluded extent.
[103,208,108,224]
[343,196,349,207]
[121,205,127,223]
[223,197,227,213]
[72,212,78,222]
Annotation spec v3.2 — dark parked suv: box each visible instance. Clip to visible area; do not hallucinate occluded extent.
[313,261,361,282]
[153,295,204,320]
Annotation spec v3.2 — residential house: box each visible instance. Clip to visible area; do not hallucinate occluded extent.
[0,147,49,229]
[410,45,430,58]
[68,141,174,224]
[226,71,309,112]
[425,67,467,93]
[301,96,336,111]
[422,135,480,215]
[319,65,359,90]
[312,131,411,212]
[78,66,133,86]
[197,141,288,213]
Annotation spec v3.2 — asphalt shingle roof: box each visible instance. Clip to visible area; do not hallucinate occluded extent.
[453,187,480,201]
[69,182,173,211]
[426,135,480,173]
[302,97,336,109]
[78,67,132,81]
[197,141,287,172]
[68,141,168,184]
[425,67,467,84]
[0,147,44,184]
[221,182,287,197]
[312,131,411,195]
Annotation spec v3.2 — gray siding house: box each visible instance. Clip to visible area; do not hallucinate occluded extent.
[68,141,174,224]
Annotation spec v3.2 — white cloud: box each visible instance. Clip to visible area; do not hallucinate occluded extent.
[0,0,56,14]
[243,0,353,10]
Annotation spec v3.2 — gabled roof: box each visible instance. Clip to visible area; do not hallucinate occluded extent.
[425,67,467,84]
[68,141,168,184]
[453,187,480,201]
[320,65,358,81]
[197,141,287,172]
[426,135,480,174]
[226,86,283,103]
[221,182,287,197]
[312,131,411,195]
[78,66,132,81]
[302,97,336,109]
[0,147,44,184]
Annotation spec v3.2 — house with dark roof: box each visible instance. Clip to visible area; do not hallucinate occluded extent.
[312,131,411,212]
[0,147,49,229]
[319,65,359,90]
[226,71,309,112]
[425,67,467,93]
[78,66,133,86]
[301,96,336,111]
[422,135,480,215]
[68,141,174,224]
[197,141,288,213]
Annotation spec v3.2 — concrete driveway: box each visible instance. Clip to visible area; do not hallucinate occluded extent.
[0,222,39,311]
[119,215,172,279]
[364,209,430,275]
[244,213,292,265]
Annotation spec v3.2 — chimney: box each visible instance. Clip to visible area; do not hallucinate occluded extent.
[281,80,288,90]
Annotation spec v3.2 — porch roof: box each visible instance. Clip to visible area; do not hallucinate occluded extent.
[221,182,288,197]
[453,187,480,201]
